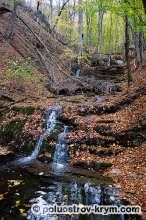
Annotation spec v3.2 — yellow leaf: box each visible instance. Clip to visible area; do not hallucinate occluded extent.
[16,200,20,206]
[0,194,4,200]
[19,208,25,214]
[22,213,27,217]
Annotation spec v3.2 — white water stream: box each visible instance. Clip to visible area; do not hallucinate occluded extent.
[15,105,62,165]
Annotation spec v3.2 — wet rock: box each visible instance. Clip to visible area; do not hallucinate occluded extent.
[73,161,88,169]
[26,160,112,185]
[114,60,124,66]
[0,146,15,164]
[91,161,112,170]
[94,125,111,133]
[38,153,53,163]
[74,160,112,170]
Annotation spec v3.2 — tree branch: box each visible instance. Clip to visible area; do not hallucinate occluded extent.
[52,0,70,30]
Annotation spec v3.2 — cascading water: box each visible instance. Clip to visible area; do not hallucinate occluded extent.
[53,126,68,165]
[52,126,69,173]
[15,105,62,165]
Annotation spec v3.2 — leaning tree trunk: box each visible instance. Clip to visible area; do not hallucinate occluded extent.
[4,2,18,40]
[125,15,132,86]
[52,0,69,30]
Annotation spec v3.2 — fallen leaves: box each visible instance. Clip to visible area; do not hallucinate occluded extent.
[8,180,23,187]
[0,194,4,201]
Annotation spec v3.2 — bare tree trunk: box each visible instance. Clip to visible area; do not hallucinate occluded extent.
[73,0,76,20]
[139,32,144,65]
[97,0,104,54]
[49,0,53,26]
[37,0,41,11]
[4,2,19,40]
[125,15,132,86]
[86,17,90,45]
[109,12,113,53]
[134,32,141,66]
[77,0,83,66]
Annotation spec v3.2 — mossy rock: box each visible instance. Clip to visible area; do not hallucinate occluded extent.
[19,138,36,155]
[39,122,64,156]
[74,161,88,169]
[58,115,77,127]
[94,125,111,134]
[90,161,112,170]
[0,118,26,144]
[74,160,112,170]
[43,122,64,143]
[11,106,36,115]
[39,144,55,158]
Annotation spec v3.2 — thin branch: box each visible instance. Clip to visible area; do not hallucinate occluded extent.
[127,0,146,27]
[52,0,70,30]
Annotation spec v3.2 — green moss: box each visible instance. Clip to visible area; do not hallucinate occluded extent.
[21,140,35,154]
[74,160,112,170]
[45,122,63,142]
[0,118,26,143]
[11,106,36,115]
[90,161,112,169]
[94,125,110,133]
[40,122,64,156]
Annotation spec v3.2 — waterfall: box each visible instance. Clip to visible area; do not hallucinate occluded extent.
[53,126,68,165]
[51,126,69,174]
[15,105,62,165]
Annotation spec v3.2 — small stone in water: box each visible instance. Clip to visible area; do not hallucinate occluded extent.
[35,191,46,195]
[110,196,115,201]
[15,193,20,196]
[39,172,44,176]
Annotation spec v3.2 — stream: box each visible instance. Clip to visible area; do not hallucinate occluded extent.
[0,105,141,220]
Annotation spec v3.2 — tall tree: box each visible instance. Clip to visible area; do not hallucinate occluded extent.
[77,0,83,65]
[124,5,132,86]
[49,0,53,26]
[97,0,104,53]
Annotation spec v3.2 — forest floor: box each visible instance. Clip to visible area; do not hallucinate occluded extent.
[0,6,146,220]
